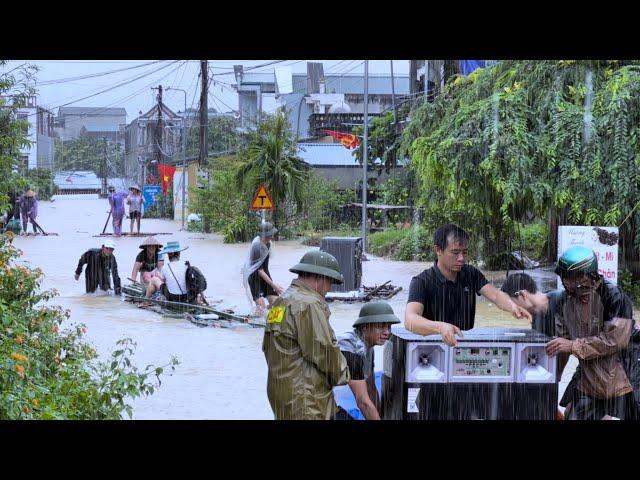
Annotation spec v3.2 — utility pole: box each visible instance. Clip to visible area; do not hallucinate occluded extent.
[390,60,397,124]
[101,136,108,196]
[362,60,369,253]
[151,84,164,216]
[200,60,210,233]
[199,60,209,166]
[424,60,430,101]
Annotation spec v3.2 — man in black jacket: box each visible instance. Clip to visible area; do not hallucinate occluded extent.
[74,239,121,295]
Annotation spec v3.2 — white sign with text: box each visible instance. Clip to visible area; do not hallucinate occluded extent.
[557,226,619,288]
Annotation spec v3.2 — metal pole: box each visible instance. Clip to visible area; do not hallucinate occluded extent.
[390,60,397,124]
[424,60,430,100]
[168,87,188,230]
[362,60,369,253]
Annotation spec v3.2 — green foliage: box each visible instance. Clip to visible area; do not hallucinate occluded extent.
[191,156,259,243]
[0,234,178,419]
[368,226,433,261]
[186,115,241,159]
[297,173,353,233]
[353,109,411,173]
[515,221,549,261]
[402,60,640,269]
[301,227,360,247]
[0,62,38,215]
[21,168,56,201]
[236,113,310,230]
[618,269,640,308]
[54,135,124,176]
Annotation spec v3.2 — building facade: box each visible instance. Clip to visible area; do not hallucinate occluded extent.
[124,103,183,184]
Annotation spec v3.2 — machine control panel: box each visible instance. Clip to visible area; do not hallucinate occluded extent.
[452,346,511,377]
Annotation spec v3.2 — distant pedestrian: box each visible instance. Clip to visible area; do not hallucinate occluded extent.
[19,188,38,235]
[126,184,144,235]
[108,186,128,237]
[242,222,283,315]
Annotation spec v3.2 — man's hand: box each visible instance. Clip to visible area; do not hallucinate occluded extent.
[274,284,284,295]
[511,304,532,323]
[546,338,574,356]
[74,274,79,281]
[437,322,463,347]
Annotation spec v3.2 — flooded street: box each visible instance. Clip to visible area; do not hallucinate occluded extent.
[14,194,577,419]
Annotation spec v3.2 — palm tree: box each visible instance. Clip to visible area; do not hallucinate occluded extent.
[236,113,309,231]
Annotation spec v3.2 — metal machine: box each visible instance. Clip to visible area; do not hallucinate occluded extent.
[382,326,557,420]
[320,236,362,292]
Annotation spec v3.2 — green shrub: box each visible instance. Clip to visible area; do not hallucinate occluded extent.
[0,234,178,419]
[516,221,549,260]
[302,227,360,246]
[395,226,433,261]
[368,228,408,258]
[619,269,640,308]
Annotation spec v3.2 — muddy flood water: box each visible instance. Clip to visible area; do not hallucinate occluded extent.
[12,194,579,419]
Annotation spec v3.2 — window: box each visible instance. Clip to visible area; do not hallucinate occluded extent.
[17,113,28,135]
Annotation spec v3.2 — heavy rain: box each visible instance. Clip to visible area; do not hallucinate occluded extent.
[1,59,639,421]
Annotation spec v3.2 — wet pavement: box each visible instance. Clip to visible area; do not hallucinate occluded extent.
[13,194,579,419]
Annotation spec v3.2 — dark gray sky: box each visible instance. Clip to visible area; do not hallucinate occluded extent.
[3,60,409,123]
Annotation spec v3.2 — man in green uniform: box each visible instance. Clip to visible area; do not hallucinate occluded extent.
[262,250,350,420]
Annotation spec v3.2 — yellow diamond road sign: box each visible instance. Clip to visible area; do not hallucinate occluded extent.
[251,184,275,210]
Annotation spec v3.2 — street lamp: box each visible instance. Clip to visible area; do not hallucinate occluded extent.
[166,87,187,230]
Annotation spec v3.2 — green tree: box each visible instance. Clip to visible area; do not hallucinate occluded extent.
[236,113,310,231]
[0,62,37,213]
[186,115,242,159]
[54,135,124,176]
[401,60,640,270]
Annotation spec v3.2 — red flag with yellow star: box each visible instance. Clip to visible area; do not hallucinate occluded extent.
[158,164,176,195]
[320,129,361,149]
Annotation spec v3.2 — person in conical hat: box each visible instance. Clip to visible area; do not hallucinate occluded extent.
[131,236,164,285]
[19,188,38,235]
[108,186,128,237]
[126,184,145,235]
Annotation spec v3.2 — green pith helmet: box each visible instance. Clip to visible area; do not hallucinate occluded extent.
[289,250,344,284]
[555,246,599,277]
[353,301,401,327]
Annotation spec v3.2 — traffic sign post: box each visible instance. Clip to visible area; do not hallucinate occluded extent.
[251,184,275,211]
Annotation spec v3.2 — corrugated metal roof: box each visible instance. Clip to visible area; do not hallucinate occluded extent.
[297,143,359,166]
[54,171,101,189]
[53,171,129,190]
[292,74,409,95]
[83,126,121,132]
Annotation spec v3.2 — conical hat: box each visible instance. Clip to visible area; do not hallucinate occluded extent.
[139,236,163,249]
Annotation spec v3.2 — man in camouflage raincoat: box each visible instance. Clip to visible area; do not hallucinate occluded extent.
[262,250,350,420]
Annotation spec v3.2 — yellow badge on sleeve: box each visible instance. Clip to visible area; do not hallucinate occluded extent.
[267,306,286,324]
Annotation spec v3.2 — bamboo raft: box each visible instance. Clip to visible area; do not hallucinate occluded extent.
[325,281,403,303]
[121,284,264,328]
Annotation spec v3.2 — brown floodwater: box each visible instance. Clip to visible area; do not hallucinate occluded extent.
[12,194,577,419]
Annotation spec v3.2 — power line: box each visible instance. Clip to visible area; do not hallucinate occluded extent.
[18,61,182,122]
[33,60,166,86]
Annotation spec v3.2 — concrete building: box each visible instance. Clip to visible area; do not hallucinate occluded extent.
[54,107,127,145]
[124,103,183,184]
[2,95,56,170]
[234,62,410,139]
[297,142,398,189]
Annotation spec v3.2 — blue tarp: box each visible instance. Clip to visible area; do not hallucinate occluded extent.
[460,60,486,76]
[333,371,383,420]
